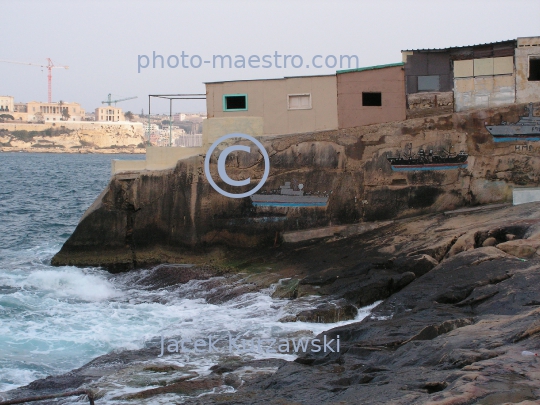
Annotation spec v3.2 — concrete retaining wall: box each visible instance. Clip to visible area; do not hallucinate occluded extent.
[513,188,540,205]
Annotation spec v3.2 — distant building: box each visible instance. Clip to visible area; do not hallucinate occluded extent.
[95,106,124,122]
[14,103,27,113]
[26,101,85,122]
[173,113,186,122]
[0,96,14,113]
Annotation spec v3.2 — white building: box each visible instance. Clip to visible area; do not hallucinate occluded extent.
[0,96,15,113]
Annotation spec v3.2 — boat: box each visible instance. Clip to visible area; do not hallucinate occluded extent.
[485,103,540,142]
[250,182,329,207]
[386,147,468,171]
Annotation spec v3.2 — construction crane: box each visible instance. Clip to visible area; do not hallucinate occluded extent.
[101,94,138,106]
[0,58,69,103]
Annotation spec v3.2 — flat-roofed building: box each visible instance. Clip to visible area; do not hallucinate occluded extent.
[95,106,125,122]
[402,39,517,114]
[336,63,406,128]
[0,96,14,113]
[25,101,85,122]
[205,74,338,138]
[515,36,540,104]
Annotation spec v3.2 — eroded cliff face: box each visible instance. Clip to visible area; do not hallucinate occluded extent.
[51,103,540,270]
[0,122,145,152]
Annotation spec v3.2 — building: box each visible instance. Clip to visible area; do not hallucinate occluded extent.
[336,63,406,128]
[95,106,125,122]
[205,74,338,136]
[0,96,14,113]
[173,113,186,122]
[402,40,517,113]
[515,36,540,104]
[24,101,85,122]
[205,65,407,137]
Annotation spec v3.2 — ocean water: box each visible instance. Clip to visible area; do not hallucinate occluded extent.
[0,153,376,402]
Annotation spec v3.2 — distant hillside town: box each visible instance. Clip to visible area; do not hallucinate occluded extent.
[0,95,205,147]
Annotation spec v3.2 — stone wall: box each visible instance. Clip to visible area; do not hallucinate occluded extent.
[406,91,453,119]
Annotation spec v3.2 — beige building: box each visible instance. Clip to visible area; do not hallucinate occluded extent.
[205,74,338,136]
[95,106,125,122]
[24,101,85,122]
[453,55,516,112]
[0,96,14,113]
[515,36,540,104]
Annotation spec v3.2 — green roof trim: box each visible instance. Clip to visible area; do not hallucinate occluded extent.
[336,62,404,74]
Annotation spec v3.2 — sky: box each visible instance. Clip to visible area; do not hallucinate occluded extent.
[1,0,539,114]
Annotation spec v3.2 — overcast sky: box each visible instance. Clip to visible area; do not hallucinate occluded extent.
[1,0,539,114]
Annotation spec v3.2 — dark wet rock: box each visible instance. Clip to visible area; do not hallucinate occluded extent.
[117,375,223,400]
[135,264,222,288]
[143,364,184,373]
[393,254,438,277]
[209,357,244,375]
[323,269,416,308]
[281,299,358,323]
[271,278,299,299]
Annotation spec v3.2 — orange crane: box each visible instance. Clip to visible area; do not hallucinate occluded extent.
[0,58,69,103]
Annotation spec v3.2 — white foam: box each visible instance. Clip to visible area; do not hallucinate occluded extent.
[22,268,121,301]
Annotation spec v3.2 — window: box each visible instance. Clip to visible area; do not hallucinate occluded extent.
[418,75,440,91]
[529,57,540,81]
[288,94,311,110]
[362,92,382,106]
[223,94,248,111]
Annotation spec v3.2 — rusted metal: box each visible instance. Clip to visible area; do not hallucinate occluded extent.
[0,389,95,405]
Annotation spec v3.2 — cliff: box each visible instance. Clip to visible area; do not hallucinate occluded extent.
[51,103,540,270]
[0,121,145,153]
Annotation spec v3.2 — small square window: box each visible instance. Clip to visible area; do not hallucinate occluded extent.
[418,75,440,91]
[288,94,311,110]
[362,92,382,106]
[223,94,248,111]
[529,58,540,81]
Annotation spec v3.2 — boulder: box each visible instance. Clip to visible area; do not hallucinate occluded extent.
[496,239,540,258]
[481,237,497,247]
[446,232,476,258]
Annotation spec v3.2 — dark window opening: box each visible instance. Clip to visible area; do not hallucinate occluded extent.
[529,59,540,81]
[224,95,247,110]
[362,92,382,106]
[418,75,440,91]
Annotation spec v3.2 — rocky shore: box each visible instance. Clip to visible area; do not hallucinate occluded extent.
[5,202,540,404]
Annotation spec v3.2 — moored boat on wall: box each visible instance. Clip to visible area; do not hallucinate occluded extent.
[250,182,329,207]
[486,103,540,142]
[386,148,468,171]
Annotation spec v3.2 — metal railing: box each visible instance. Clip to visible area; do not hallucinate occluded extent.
[0,389,95,405]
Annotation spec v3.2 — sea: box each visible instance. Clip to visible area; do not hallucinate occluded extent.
[0,152,377,403]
